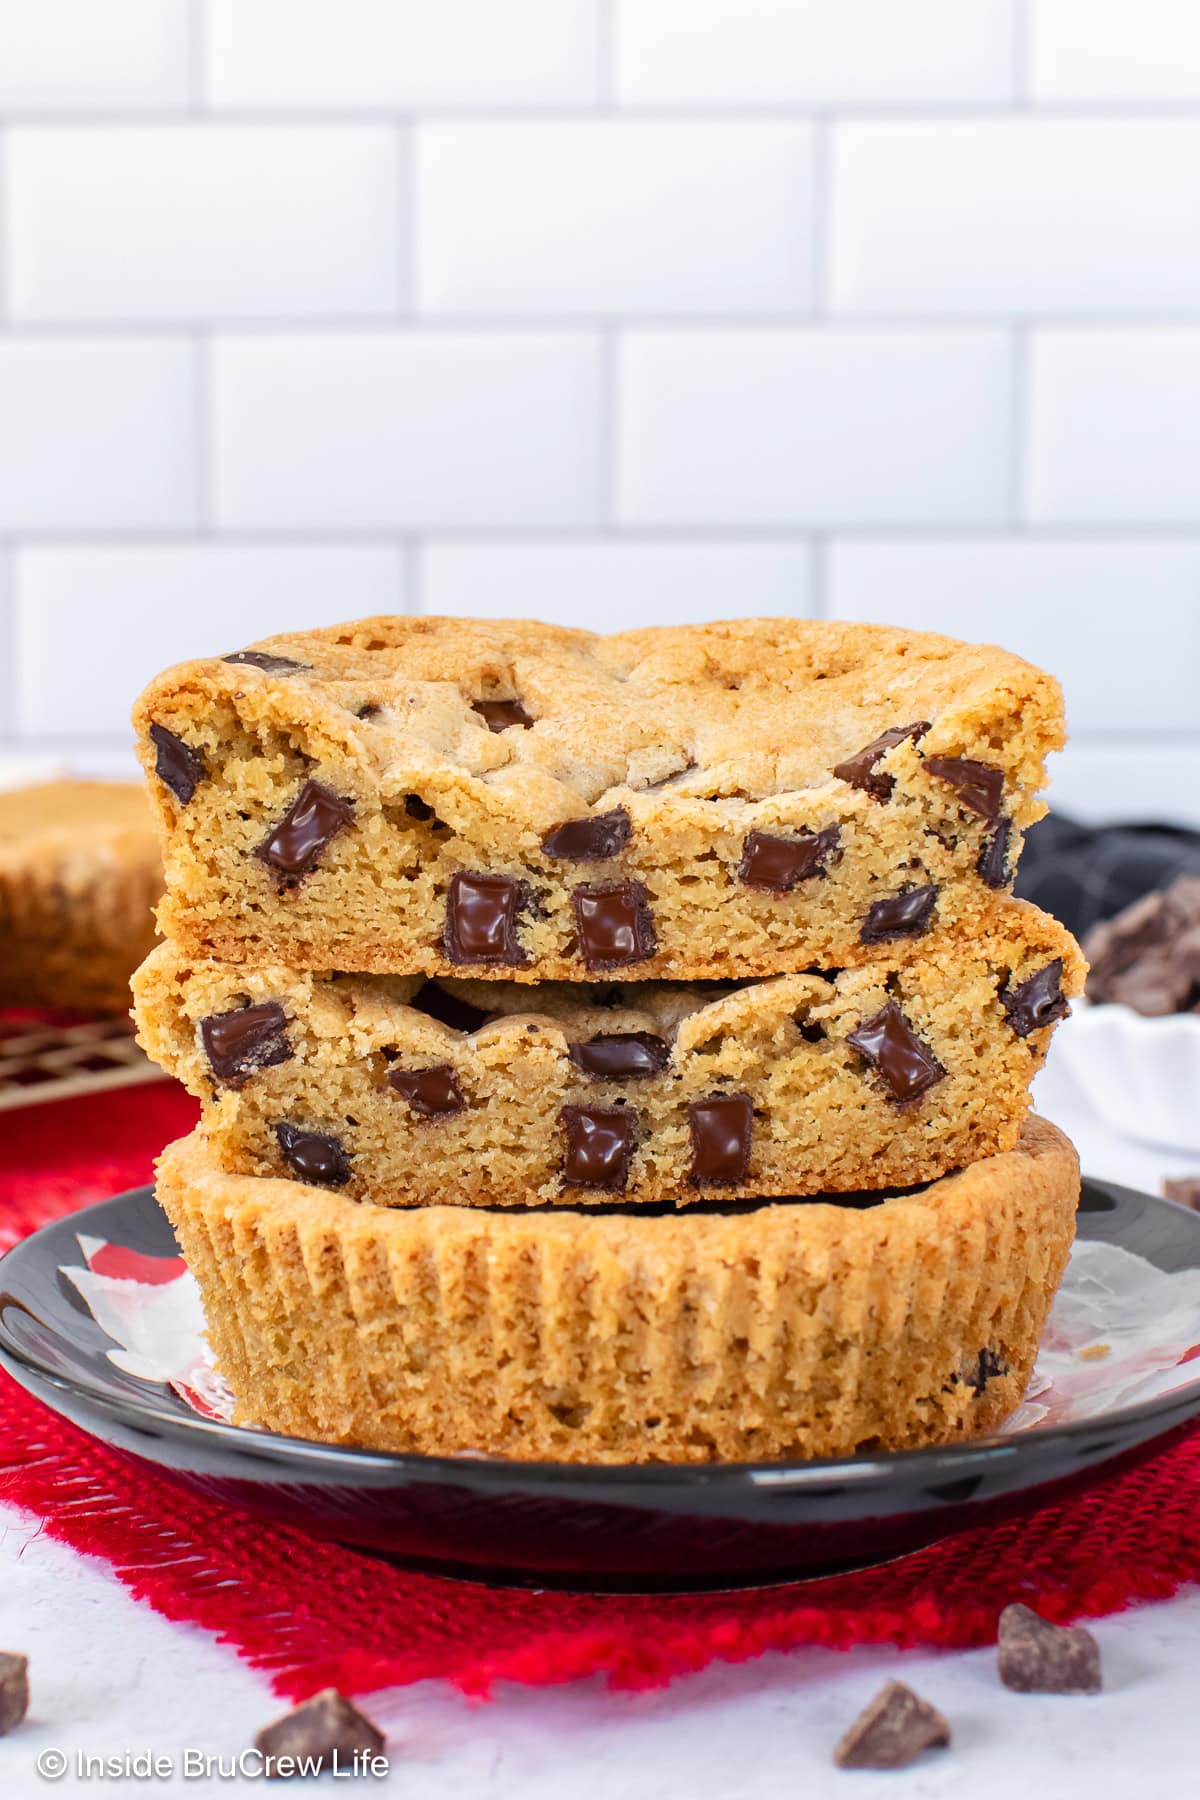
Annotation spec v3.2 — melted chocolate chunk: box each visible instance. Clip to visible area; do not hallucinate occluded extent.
[833,721,931,802]
[978,817,1013,890]
[473,699,533,732]
[1000,959,1070,1037]
[924,754,1005,820]
[997,1604,1101,1695]
[834,1682,950,1771]
[409,981,494,1034]
[960,1346,1009,1395]
[404,793,435,822]
[387,1063,465,1118]
[444,871,528,964]
[0,1652,29,1737]
[568,1032,670,1081]
[200,1001,291,1085]
[541,808,632,862]
[149,723,206,805]
[572,881,656,971]
[255,1689,385,1768]
[738,824,840,892]
[861,884,938,944]
[559,1104,636,1191]
[222,650,311,674]
[275,1122,351,1187]
[846,1002,945,1102]
[256,780,354,881]
[688,1092,753,1186]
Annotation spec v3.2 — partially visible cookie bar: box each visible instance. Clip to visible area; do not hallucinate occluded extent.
[133,615,1063,981]
[134,900,1083,1206]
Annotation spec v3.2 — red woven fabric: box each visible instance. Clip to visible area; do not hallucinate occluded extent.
[2,1078,1199,1701]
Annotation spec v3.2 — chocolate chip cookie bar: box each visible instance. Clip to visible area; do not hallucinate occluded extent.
[133,616,1063,982]
[133,899,1082,1207]
[156,1115,1078,1461]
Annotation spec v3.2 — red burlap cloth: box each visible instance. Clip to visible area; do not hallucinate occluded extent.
[2,1080,1199,1701]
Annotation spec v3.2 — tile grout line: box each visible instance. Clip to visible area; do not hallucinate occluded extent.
[810,118,833,316]
[403,541,423,614]
[0,126,8,327]
[598,328,620,534]
[1012,0,1033,107]
[188,0,208,112]
[808,535,829,618]
[1008,324,1031,527]
[192,333,214,534]
[398,121,414,315]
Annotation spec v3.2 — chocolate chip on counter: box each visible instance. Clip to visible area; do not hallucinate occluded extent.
[1083,875,1200,1016]
[444,871,529,964]
[860,884,938,944]
[978,817,1014,890]
[256,780,355,881]
[0,1653,28,1736]
[222,650,311,674]
[997,1604,1101,1694]
[834,1681,950,1770]
[924,755,1005,820]
[409,981,495,1034]
[472,699,534,732]
[541,808,632,862]
[1000,959,1070,1037]
[275,1122,352,1187]
[200,1001,291,1085]
[388,1064,466,1118]
[1163,1174,1200,1210]
[568,1032,671,1081]
[573,881,656,971]
[847,1002,946,1102]
[688,1092,753,1185]
[832,721,931,802]
[560,1104,636,1191]
[255,1688,385,1769]
[738,824,840,892]
[149,723,206,806]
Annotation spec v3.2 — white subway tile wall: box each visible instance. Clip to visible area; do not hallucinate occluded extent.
[0,0,1196,827]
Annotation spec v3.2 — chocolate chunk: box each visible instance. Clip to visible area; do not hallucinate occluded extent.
[444,871,528,965]
[847,1002,945,1102]
[1001,959,1070,1037]
[1163,1174,1200,1210]
[472,699,533,732]
[568,1032,670,1081]
[388,1064,465,1118]
[256,780,354,881]
[149,722,206,805]
[924,755,1005,820]
[560,1104,636,1191]
[0,1652,28,1736]
[409,981,494,1034]
[275,1122,351,1187]
[200,1001,291,1086]
[997,1604,1102,1694]
[541,808,632,862]
[404,794,435,821]
[356,702,381,720]
[1084,876,1200,1016]
[959,1346,1009,1394]
[688,1092,753,1186]
[255,1688,385,1770]
[834,1681,950,1771]
[738,825,840,892]
[833,721,931,802]
[861,884,938,944]
[222,650,311,674]
[978,817,1013,890]
[573,881,656,971]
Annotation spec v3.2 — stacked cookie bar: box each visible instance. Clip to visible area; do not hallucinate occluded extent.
[132,616,1083,1464]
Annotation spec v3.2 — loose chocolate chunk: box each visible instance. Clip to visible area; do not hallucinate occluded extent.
[978,817,1014,890]
[688,1092,753,1186]
[847,1001,945,1102]
[409,981,494,1034]
[568,1032,671,1081]
[738,824,840,893]
[0,1652,28,1736]
[200,1000,291,1085]
[472,698,534,732]
[573,881,656,971]
[924,754,1005,820]
[1084,875,1200,1016]
[834,1681,950,1770]
[255,1688,385,1768]
[833,721,931,803]
[560,1104,636,1191]
[149,722,206,805]
[1163,1174,1200,1210]
[275,1122,352,1187]
[541,808,632,862]
[387,1064,466,1118]
[1000,959,1070,1038]
[222,650,311,674]
[256,779,355,881]
[444,871,529,964]
[997,1604,1102,1694]
[860,884,939,944]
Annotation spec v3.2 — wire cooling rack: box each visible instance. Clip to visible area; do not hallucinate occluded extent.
[0,1012,161,1112]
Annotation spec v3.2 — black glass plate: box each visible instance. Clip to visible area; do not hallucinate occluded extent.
[1,1177,1199,1594]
